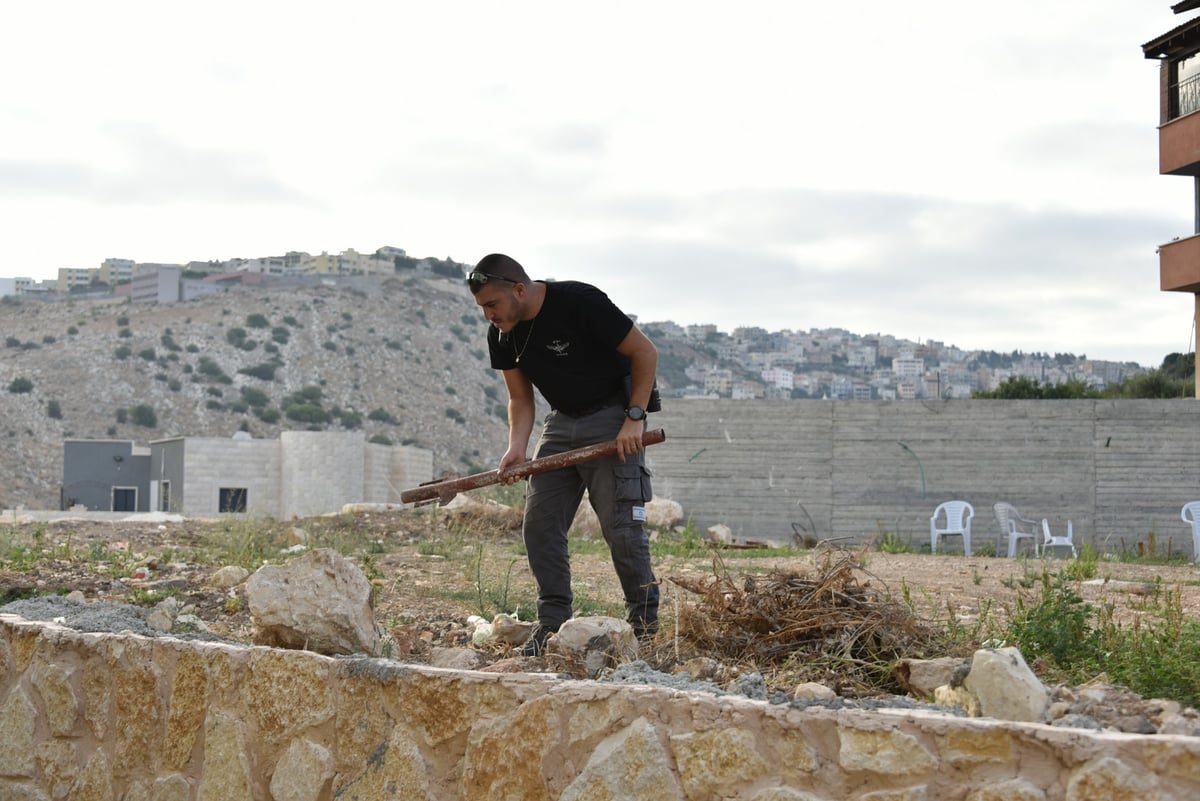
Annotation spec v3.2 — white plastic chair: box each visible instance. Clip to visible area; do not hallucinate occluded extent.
[1040,519,1078,558]
[1181,502,1200,563]
[993,502,1039,558]
[931,501,974,556]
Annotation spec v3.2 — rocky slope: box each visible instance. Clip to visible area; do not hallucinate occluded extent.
[0,274,517,510]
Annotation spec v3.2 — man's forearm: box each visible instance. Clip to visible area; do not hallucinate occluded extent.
[507,397,536,456]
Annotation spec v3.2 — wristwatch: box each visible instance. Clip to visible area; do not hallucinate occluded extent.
[625,405,646,421]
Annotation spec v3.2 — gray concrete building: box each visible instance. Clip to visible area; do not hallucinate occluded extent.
[62,432,432,518]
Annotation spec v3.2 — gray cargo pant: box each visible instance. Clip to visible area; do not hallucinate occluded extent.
[522,404,659,638]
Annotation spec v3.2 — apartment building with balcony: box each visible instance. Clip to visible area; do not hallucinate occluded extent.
[1144,1,1200,393]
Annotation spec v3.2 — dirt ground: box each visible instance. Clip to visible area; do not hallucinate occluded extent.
[3,507,1199,693]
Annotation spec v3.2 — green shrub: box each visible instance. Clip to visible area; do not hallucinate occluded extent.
[256,408,281,423]
[367,408,396,424]
[196,357,232,383]
[240,387,270,408]
[129,404,157,428]
[285,404,330,424]
[239,363,278,381]
[245,313,269,329]
[46,400,62,419]
[113,346,132,360]
[7,377,33,394]
[138,348,156,361]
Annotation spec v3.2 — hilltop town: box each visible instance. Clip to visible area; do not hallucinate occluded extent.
[3,245,1150,405]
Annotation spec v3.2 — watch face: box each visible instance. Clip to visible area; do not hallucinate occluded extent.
[627,405,645,420]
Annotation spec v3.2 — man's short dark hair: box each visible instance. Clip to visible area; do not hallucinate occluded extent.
[474,254,530,284]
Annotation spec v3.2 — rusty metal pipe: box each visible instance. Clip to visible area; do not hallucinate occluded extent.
[401,428,666,506]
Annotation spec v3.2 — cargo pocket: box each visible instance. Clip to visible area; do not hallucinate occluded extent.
[614,463,653,525]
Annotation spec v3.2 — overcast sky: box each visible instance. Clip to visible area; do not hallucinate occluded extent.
[2,1,1195,366]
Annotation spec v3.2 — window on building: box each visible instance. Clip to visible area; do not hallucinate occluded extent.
[219,487,248,513]
[160,481,171,513]
[1172,52,1200,119]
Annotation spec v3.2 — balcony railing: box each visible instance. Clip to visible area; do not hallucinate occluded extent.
[1172,70,1200,119]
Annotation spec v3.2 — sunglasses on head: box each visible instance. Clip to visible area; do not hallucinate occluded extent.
[467,271,518,287]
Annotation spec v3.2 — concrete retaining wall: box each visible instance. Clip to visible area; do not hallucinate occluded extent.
[2,616,1199,800]
[648,399,1200,556]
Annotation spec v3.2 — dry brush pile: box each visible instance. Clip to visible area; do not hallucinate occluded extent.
[661,546,961,695]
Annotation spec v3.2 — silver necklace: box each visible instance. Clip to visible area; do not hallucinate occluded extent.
[514,318,536,364]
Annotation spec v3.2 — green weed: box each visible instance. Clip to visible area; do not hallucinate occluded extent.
[992,566,1200,708]
[878,530,912,554]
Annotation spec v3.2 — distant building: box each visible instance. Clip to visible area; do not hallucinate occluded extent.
[62,432,433,518]
[100,258,136,285]
[56,267,93,293]
[704,368,734,396]
[893,355,924,381]
[761,367,794,390]
[129,266,184,303]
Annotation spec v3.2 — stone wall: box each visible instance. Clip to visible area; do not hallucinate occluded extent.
[3,615,1199,800]
[649,399,1200,555]
[177,437,281,518]
[279,431,367,519]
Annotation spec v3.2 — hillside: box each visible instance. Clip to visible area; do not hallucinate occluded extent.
[0,275,521,510]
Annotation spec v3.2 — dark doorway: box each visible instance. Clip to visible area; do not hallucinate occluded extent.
[112,487,137,512]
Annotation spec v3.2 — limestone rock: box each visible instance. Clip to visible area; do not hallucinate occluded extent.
[489,613,533,646]
[963,647,1049,723]
[429,647,487,671]
[546,616,638,678]
[792,682,837,701]
[559,717,685,800]
[934,684,981,717]
[895,656,969,697]
[270,738,333,801]
[209,566,250,589]
[572,494,684,534]
[706,524,733,546]
[246,548,381,656]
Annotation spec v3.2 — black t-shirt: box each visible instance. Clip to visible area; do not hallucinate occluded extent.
[487,280,633,414]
